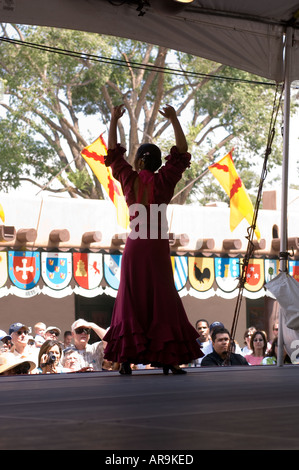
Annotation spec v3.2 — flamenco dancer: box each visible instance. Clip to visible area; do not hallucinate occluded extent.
[103,103,202,375]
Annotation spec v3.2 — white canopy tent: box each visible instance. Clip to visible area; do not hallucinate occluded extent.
[1,0,299,81]
[1,0,299,364]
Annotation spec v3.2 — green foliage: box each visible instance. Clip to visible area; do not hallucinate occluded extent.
[0,23,286,203]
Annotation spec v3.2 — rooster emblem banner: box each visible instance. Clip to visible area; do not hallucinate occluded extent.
[81,134,129,230]
[188,257,214,292]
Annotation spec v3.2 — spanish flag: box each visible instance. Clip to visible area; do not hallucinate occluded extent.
[208,150,260,239]
[81,134,129,229]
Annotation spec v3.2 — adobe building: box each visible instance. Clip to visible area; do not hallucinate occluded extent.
[0,188,297,346]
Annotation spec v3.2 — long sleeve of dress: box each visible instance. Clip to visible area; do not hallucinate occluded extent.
[104,144,137,199]
[104,144,191,206]
[155,146,191,204]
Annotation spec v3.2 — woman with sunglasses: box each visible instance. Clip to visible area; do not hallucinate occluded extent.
[245,330,268,365]
[241,326,256,356]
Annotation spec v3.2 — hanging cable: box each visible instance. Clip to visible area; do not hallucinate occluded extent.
[223,82,284,365]
[0,35,278,87]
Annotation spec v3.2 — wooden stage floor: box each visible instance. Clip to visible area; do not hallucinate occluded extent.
[0,365,298,451]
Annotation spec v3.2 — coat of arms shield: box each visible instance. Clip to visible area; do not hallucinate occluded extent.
[8,251,40,290]
[41,252,72,290]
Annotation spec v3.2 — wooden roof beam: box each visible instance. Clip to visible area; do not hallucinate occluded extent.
[169,233,189,248]
[49,229,70,244]
[81,231,102,245]
[16,228,37,243]
[0,225,16,242]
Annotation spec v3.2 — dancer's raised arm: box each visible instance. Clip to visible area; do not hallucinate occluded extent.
[159,104,188,153]
[108,104,125,149]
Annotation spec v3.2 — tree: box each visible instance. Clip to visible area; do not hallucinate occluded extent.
[0,24,284,204]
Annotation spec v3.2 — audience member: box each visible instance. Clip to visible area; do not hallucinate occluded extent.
[38,339,66,374]
[200,321,242,357]
[61,349,87,372]
[241,326,256,356]
[66,319,107,371]
[266,322,279,352]
[0,353,36,376]
[196,319,211,346]
[44,326,61,342]
[0,330,12,353]
[200,321,224,356]
[261,337,291,365]
[27,336,37,348]
[9,323,39,365]
[201,327,248,367]
[33,322,46,347]
[245,330,267,365]
[63,330,74,349]
[193,319,211,366]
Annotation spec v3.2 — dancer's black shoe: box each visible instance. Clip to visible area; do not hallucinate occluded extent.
[119,362,132,375]
[162,365,187,375]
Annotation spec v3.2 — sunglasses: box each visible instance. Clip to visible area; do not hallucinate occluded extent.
[47,330,59,336]
[75,327,91,335]
[16,330,29,336]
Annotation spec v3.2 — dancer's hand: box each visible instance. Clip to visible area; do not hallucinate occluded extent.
[112,104,125,121]
[159,105,187,153]
[159,104,177,121]
[109,104,125,149]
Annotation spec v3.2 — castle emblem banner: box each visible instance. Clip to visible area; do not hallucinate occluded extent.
[73,253,103,290]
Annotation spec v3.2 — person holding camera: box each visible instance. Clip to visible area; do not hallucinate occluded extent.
[37,339,65,374]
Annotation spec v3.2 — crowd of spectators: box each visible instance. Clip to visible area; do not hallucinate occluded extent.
[0,319,113,376]
[0,317,292,376]
[193,319,292,367]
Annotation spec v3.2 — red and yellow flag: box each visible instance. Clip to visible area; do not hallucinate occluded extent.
[81,134,129,229]
[0,203,4,223]
[208,150,260,239]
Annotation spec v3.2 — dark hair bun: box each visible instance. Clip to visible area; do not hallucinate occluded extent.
[136,143,162,172]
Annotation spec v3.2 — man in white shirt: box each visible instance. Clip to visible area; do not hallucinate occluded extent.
[66,319,107,371]
[193,319,212,366]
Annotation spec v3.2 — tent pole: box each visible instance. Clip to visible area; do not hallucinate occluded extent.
[278,27,292,367]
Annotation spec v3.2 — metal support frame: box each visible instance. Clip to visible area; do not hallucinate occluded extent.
[277,27,293,366]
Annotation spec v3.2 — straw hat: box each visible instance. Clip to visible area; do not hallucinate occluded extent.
[0,353,36,374]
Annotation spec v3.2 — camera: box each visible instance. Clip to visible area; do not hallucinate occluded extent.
[41,352,56,368]
[47,353,56,364]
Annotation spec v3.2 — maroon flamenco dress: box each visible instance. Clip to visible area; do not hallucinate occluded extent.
[103,144,202,366]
